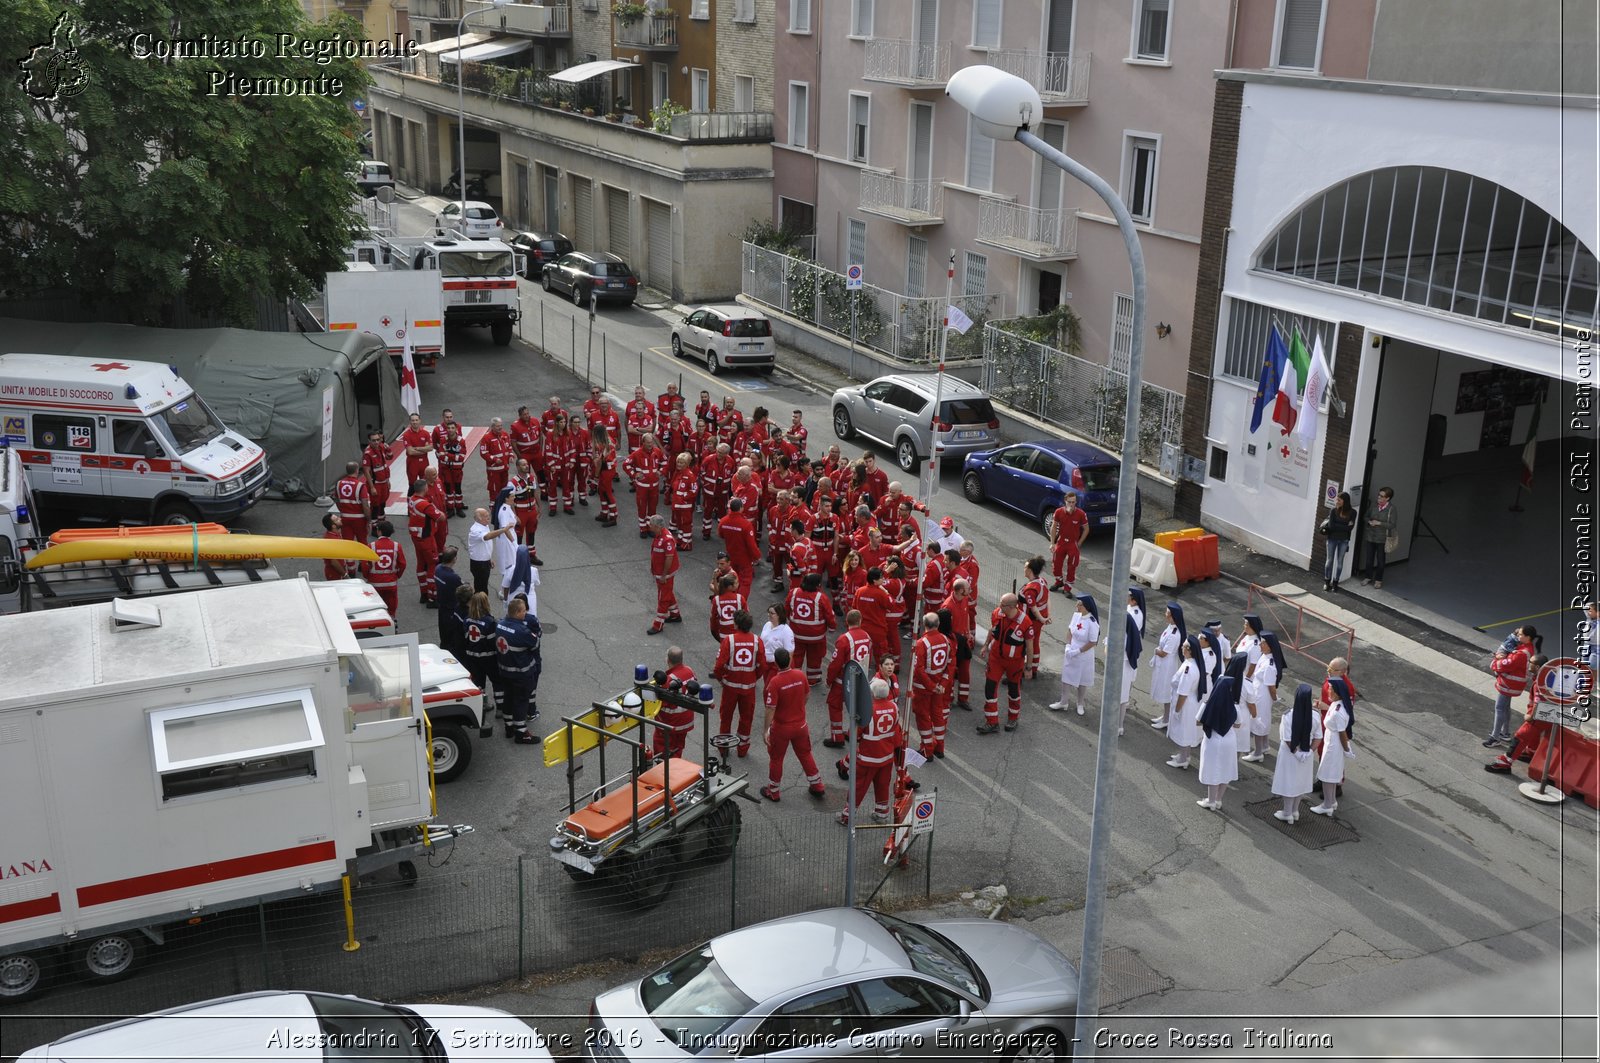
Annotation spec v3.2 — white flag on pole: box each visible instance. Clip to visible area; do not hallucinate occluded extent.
[1296,333,1332,450]
[945,304,974,335]
[399,311,421,416]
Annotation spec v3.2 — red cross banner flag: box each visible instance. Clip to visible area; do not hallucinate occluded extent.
[1296,333,1333,450]
[399,312,420,416]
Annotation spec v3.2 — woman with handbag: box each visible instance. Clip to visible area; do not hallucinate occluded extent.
[1360,486,1397,588]
[1320,492,1356,591]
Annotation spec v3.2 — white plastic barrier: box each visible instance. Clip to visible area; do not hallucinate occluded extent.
[1130,539,1177,590]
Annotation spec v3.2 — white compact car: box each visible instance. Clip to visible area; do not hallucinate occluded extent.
[671,305,775,374]
[435,200,503,239]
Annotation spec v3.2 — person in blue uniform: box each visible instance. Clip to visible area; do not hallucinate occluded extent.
[495,596,543,745]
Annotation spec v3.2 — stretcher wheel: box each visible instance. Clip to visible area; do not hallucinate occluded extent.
[561,863,593,883]
[397,860,418,886]
[701,800,742,864]
[615,842,679,910]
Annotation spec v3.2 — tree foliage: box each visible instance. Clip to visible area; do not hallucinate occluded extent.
[1,0,373,325]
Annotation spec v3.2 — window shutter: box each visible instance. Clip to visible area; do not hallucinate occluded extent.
[966,119,994,192]
[848,219,867,268]
[974,0,1001,47]
[1277,0,1322,68]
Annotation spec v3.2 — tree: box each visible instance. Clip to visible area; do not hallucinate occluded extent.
[1,0,373,326]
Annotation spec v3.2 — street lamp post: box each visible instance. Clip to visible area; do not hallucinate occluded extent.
[946,65,1147,1062]
[456,0,510,221]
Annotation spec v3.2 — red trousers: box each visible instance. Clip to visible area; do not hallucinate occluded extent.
[984,665,1025,725]
[767,722,821,786]
[547,466,572,510]
[912,690,946,754]
[826,686,847,741]
[849,759,894,818]
[654,576,679,624]
[411,537,437,601]
[340,518,368,544]
[732,563,754,600]
[672,506,695,547]
[485,469,508,502]
[372,583,399,618]
[718,687,758,747]
[405,459,427,490]
[598,470,617,521]
[370,486,390,516]
[514,507,539,546]
[635,485,660,530]
[794,639,827,685]
[1052,540,1081,586]
[702,491,728,537]
[439,472,463,510]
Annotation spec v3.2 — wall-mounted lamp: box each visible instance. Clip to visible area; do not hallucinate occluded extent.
[680,65,689,75]
[1155,322,1172,339]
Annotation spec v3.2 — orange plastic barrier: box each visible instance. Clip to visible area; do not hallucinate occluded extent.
[50,523,229,543]
[1527,729,1600,809]
[1173,533,1221,584]
[1154,527,1206,552]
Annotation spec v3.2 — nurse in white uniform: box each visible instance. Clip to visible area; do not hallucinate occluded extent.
[1235,614,1265,754]
[1052,594,1100,716]
[1196,664,1243,810]
[1105,588,1146,736]
[1271,684,1323,823]
[1165,635,1208,768]
[1244,631,1284,762]
[1148,602,1185,730]
[1310,679,1355,817]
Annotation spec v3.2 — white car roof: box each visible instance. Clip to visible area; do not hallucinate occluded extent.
[34,992,323,1059]
[447,200,496,213]
[692,304,766,319]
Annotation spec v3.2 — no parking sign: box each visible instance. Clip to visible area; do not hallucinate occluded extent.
[910,794,936,835]
[846,263,863,290]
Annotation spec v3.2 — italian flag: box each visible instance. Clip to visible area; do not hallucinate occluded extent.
[1272,328,1312,436]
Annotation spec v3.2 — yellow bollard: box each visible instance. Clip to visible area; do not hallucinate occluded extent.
[341,873,361,952]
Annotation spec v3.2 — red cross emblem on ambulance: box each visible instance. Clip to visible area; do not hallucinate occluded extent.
[91,362,130,372]
[381,316,392,327]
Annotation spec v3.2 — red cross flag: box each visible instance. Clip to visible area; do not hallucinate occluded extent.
[399,311,420,416]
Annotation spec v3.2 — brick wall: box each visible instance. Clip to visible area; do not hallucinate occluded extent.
[1175,77,1243,522]
[716,0,775,112]
[1308,321,1366,576]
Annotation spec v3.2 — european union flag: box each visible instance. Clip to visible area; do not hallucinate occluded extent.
[1250,323,1288,434]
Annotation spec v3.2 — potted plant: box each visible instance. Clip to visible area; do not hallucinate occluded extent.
[614,1,649,25]
[581,106,596,116]
[605,111,622,122]
[559,100,572,110]
[649,99,687,134]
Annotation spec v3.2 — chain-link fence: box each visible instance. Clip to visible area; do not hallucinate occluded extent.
[742,243,1003,366]
[982,321,1184,465]
[0,793,946,1055]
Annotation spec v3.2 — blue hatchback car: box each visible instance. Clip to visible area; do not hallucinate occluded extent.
[962,439,1140,535]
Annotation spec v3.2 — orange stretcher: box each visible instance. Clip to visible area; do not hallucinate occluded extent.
[49,523,230,542]
[562,759,705,844]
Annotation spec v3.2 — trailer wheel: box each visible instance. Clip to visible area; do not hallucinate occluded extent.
[491,319,513,346]
[702,800,742,864]
[153,499,200,526]
[616,842,679,910]
[0,952,48,1001]
[78,933,139,983]
[397,860,418,886]
[430,724,472,783]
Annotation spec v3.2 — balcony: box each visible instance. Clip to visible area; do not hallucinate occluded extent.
[615,10,678,49]
[412,0,460,21]
[860,171,943,226]
[862,38,949,87]
[670,111,773,143]
[468,0,571,36]
[975,196,1078,261]
[984,48,1091,105]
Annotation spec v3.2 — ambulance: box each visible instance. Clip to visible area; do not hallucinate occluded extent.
[0,354,271,526]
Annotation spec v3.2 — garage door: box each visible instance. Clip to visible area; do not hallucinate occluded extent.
[645,199,672,296]
[606,187,630,259]
[572,177,593,249]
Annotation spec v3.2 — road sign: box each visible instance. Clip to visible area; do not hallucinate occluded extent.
[846,264,863,291]
[1530,658,1593,726]
[910,793,936,836]
[353,99,366,113]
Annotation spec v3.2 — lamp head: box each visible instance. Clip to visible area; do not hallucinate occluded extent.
[945,65,1042,141]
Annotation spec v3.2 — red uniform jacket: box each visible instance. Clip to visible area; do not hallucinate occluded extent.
[788,539,820,583]
[732,480,762,516]
[787,587,836,643]
[624,446,667,489]
[434,427,466,472]
[671,468,699,511]
[922,556,949,604]
[700,453,735,497]
[658,663,699,736]
[1492,646,1533,697]
[717,408,746,447]
[827,627,875,685]
[407,495,443,540]
[709,589,747,638]
[363,536,407,587]
[478,432,513,475]
[1021,577,1050,624]
[322,530,353,580]
[858,697,902,765]
[650,529,680,578]
[625,399,656,440]
[539,406,567,436]
[334,474,369,518]
[361,441,391,494]
[714,631,763,690]
[985,609,1035,673]
[719,513,760,569]
[765,667,811,727]
[509,416,543,462]
[912,631,954,694]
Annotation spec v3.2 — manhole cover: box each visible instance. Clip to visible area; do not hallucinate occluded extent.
[1100,945,1171,1007]
[1245,798,1358,849]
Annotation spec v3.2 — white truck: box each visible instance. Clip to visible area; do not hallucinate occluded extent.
[376,233,522,347]
[0,579,473,1002]
[317,264,446,372]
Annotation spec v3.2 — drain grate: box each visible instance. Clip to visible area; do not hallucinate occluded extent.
[1100,945,1171,1007]
[1245,798,1358,849]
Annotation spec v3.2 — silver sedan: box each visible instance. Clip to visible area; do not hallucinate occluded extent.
[585,907,1077,1060]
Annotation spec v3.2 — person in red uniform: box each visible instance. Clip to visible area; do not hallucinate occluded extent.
[509,458,541,546]
[655,384,682,435]
[567,415,591,507]
[423,468,450,554]
[478,418,513,503]
[623,433,667,538]
[1049,492,1091,592]
[406,480,444,606]
[1020,556,1052,679]
[699,442,735,542]
[786,517,820,596]
[837,677,901,825]
[400,413,433,488]
[320,512,355,580]
[921,544,950,618]
[825,610,875,747]
[956,543,981,628]
[652,645,699,760]
[786,409,808,456]
[882,558,909,642]
[911,612,954,759]
[718,496,760,598]
[807,497,841,590]
[695,389,716,428]
[583,386,620,443]
[940,578,975,710]
[717,396,745,449]
[543,413,576,515]
[646,515,682,635]
[765,491,796,591]
[509,405,545,489]
[669,452,698,550]
[362,519,407,619]
[713,610,763,756]
[760,647,827,801]
[591,423,619,527]
[977,593,1035,734]
[788,572,837,687]
[538,395,567,437]
[709,570,746,642]
[661,400,693,461]
[361,429,393,517]
[624,387,655,479]
[333,460,372,542]
[432,413,468,516]
[860,452,889,505]
[853,566,894,663]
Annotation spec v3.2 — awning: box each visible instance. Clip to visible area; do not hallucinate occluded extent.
[442,37,534,63]
[550,59,640,83]
[416,32,491,55]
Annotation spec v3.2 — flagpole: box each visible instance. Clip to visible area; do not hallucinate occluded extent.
[923,251,956,504]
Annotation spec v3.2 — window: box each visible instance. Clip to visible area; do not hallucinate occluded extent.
[748,986,865,1055]
[848,93,870,162]
[790,0,812,33]
[112,418,161,457]
[856,977,963,1032]
[964,116,994,191]
[734,74,755,111]
[1110,292,1134,375]
[848,218,867,269]
[691,0,709,17]
[1033,451,1065,481]
[641,945,757,1049]
[734,0,756,20]
[150,690,324,802]
[1220,299,1337,384]
[906,235,927,297]
[851,0,874,37]
[787,82,809,148]
[995,446,1033,471]
[31,413,95,453]
[885,385,926,414]
[1123,134,1158,223]
[1209,445,1228,482]
[1275,0,1324,69]
[691,68,710,112]
[964,251,987,297]
[779,197,815,238]
[1134,0,1170,60]
[971,0,1001,47]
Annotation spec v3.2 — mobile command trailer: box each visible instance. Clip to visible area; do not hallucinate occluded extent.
[314,263,445,372]
[0,354,271,526]
[375,234,522,347]
[0,579,471,1002]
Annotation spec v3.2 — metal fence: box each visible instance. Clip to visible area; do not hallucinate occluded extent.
[741,242,1004,365]
[982,320,1184,465]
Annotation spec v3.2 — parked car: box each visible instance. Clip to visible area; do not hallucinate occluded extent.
[18,990,553,1061]
[435,200,503,239]
[962,439,1141,535]
[831,373,1001,473]
[541,251,639,308]
[510,230,575,279]
[671,305,775,374]
[585,906,1077,1061]
[354,159,392,196]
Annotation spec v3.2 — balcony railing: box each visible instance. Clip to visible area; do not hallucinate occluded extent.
[468,0,571,35]
[615,10,678,48]
[984,48,1091,105]
[860,171,943,226]
[975,196,1078,260]
[412,0,460,19]
[670,111,773,142]
[862,38,949,87]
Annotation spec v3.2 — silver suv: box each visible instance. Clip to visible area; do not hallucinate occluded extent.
[830,373,1001,473]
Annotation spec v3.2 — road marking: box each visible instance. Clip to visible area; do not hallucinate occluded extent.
[384,425,486,517]
[939,749,1080,846]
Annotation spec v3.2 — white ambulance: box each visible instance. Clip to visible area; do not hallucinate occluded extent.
[0,354,271,525]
